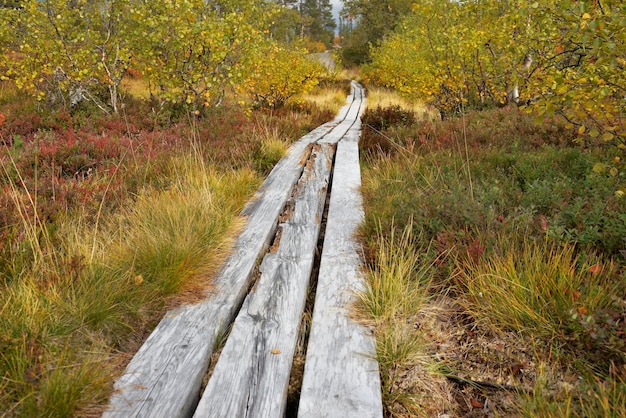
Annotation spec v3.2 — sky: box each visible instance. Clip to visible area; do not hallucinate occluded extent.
[331,0,343,24]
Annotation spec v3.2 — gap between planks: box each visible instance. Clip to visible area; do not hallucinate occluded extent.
[193,144,334,417]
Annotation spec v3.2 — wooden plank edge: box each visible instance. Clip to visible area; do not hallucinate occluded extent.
[104,90,361,418]
[317,83,365,145]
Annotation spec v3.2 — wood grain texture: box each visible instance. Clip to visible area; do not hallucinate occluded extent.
[193,144,334,418]
[318,81,365,145]
[298,113,383,418]
[104,88,363,418]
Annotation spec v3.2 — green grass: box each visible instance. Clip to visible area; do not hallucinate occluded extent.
[250,124,288,175]
[354,223,435,415]
[357,222,432,322]
[110,156,259,297]
[459,242,622,358]
[359,101,626,416]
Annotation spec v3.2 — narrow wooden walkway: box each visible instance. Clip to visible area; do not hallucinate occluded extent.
[104,82,382,418]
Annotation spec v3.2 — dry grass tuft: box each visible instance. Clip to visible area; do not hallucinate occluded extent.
[0,152,260,415]
[302,87,347,116]
[365,87,439,121]
[355,223,443,415]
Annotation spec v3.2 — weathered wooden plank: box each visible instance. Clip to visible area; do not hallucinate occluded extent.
[193,144,334,418]
[104,94,361,417]
[318,81,365,145]
[298,115,383,418]
[332,82,356,122]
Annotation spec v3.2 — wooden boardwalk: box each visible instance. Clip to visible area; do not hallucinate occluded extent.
[104,82,382,418]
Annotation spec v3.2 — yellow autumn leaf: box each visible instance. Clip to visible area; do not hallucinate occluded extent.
[592,163,606,174]
[601,132,614,142]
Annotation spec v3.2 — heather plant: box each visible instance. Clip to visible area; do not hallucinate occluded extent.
[362,107,626,259]
[360,105,417,156]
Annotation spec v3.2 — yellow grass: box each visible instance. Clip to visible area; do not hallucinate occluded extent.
[301,87,347,115]
[355,223,437,415]
[0,152,260,415]
[366,87,439,121]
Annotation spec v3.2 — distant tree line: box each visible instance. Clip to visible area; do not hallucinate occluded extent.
[0,0,332,113]
[273,0,336,49]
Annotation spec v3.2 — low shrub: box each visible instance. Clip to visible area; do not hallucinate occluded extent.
[360,105,417,155]
[244,44,328,109]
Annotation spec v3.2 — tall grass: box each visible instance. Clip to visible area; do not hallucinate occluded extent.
[248,123,288,175]
[355,223,434,415]
[110,156,259,298]
[0,78,343,414]
[301,87,348,116]
[459,243,618,347]
[358,222,432,321]
[0,153,260,415]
